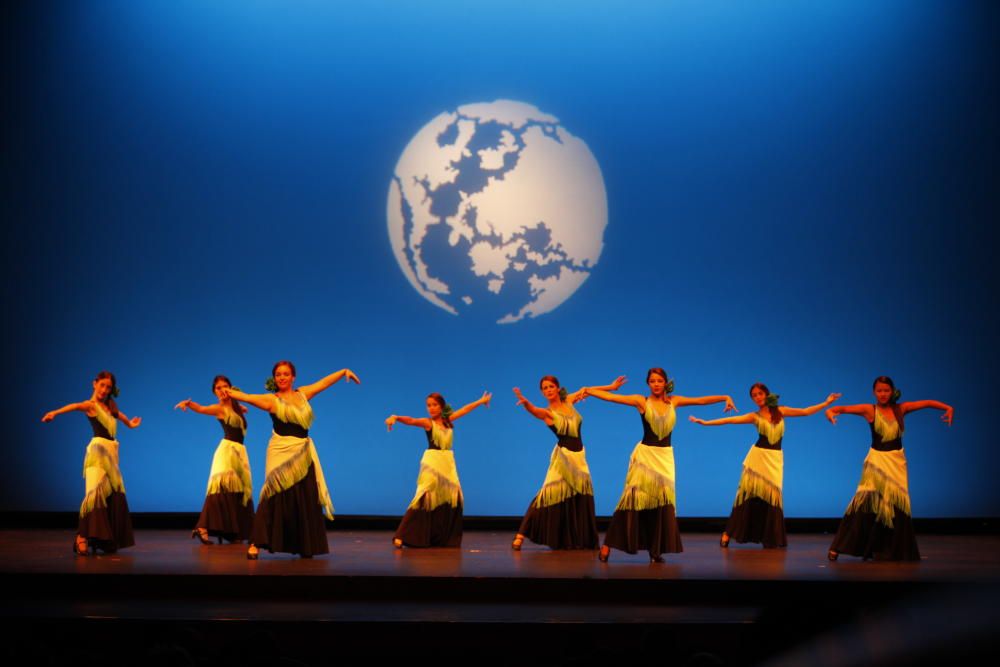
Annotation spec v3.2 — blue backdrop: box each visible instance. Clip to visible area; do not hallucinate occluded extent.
[8,0,998,517]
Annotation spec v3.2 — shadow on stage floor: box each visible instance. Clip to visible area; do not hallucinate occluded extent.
[2,530,998,665]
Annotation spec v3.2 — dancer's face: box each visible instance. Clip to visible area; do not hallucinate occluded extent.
[873,381,893,406]
[540,380,560,401]
[274,364,295,391]
[93,377,113,400]
[426,397,442,418]
[214,380,231,400]
[750,387,767,407]
[647,373,666,396]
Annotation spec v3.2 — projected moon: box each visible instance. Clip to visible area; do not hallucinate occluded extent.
[387,100,608,323]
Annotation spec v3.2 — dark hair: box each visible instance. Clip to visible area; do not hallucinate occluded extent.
[94,370,119,417]
[272,360,296,378]
[539,375,560,389]
[539,375,568,402]
[213,375,246,428]
[427,392,452,429]
[872,376,904,429]
[750,382,782,424]
[646,367,674,394]
[646,368,666,383]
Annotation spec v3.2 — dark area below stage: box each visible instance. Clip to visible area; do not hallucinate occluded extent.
[1,530,998,664]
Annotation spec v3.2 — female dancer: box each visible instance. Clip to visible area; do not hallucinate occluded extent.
[385,391,491,548]
[689,384,840,549]
[511,375,623,551]
[227,361,360,559]
[825,376,952,561]
[42,371,141,555]
[175,375,254,545]
[586,369,736,562]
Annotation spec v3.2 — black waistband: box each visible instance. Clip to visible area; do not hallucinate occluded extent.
[871,438,902,452]
[271,422,309,438]
[753,434,782,451]
[557,436,583,452]
[641,433,672,448]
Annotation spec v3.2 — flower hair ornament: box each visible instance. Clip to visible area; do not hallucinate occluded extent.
[558,387,568,401]
[265,377,279,393]
[110,386,120,399]
[765,393,780,408]
[664,378,675,394]
[441,403,454,418]
[890,388,902,404]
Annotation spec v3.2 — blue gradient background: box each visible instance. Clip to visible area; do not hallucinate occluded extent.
[7,1,998,517]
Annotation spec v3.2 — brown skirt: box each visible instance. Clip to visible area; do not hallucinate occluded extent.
[830,507,920,561]
[251,463,329,557]
[78,490,135,552]
[604,504,683,558]
[196,491,255,543]
[394,501,463,548]
[518,493,598,550]
[725,497,787,548]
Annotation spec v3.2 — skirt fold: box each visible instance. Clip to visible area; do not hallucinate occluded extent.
[197,492,255,542]
[251,464,329,556]
[830,507,920,561]
[78,491,135,551]
[519,493,598,550]
[725,497,787,548]
[394,501,463,548]
[604,503,683,558]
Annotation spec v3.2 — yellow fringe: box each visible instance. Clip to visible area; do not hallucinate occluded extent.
[534,449,594,508]
[409,465,463,511]
[615,459,676,511]
[81,444,124,491]
[733,467,783,509]
[259,442,334,520]
[845,461,911,527]
[79,475,112,517]
[259,446,313,503]
[206,470,252,507]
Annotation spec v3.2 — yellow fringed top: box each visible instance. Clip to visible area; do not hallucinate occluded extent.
[874,407,902,441]
[93,401,117,439]
[274,391,315,429]
[754,413,785,445]
[643,398,676,440]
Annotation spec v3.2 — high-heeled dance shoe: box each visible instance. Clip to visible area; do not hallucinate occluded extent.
[649,555,665,564]
[720,533,730,548]
[246,544,259,560]
[511,535,524,551]
[393,538,403,549]
[598,545,610,563]
[191,528,212,545]
[73,535,89,556]
[827,549,839,561]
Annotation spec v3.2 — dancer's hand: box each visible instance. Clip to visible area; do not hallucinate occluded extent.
[723,397,738,413]
[825,393,842,404]
[480,391,492,407]
[688,416,706,425]
[825,409,838,425]
[942,406,954,426]
[41,411,56,422]
[128,416,142,428]
[174,399,191,411]
[345,369,361,384]
[385,415,397,431]
[512,387,527,406]
[610,375,627,390]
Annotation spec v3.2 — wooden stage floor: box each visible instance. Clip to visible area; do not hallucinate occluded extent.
[2,530,998,663]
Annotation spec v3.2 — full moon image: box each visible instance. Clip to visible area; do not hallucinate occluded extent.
[387,100,608,324]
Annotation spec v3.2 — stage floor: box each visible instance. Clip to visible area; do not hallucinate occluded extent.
[2,529,998,582]
[3,530,999,663]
